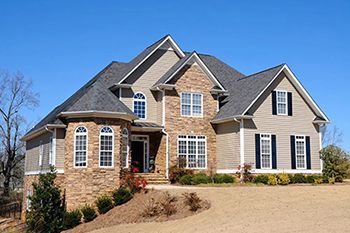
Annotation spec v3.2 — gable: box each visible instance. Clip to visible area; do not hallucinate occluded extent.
[248,71,319,121]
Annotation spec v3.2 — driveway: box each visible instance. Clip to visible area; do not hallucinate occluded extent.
[91,184,350,233]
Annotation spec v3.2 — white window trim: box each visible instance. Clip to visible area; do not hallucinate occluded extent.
[180,92,203,117]
[260,133,272,169]
[276,90,288,116]
[177,135,207,169]
[121,128,129,169]
[39,140,43,167]
[99,126,114,168]
[132,92,147,120]
[295,135,307,170]
[73,126,88,168]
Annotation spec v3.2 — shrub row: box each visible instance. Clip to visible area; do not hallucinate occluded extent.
[63,186,133,230]
[179,173,235,185]
[252,173,330,185]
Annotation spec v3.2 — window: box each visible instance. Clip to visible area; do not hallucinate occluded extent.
[295,135,306,169]
[276,90,287,115]
[177,135,206,169]
[260,134,271,169]
[181,92,203,117]
[39,140,43,166]
[74,126,88,167]
[99,126,114,167]
[121,128,129,168]
[133,92,146,119]
[26,190,33,210]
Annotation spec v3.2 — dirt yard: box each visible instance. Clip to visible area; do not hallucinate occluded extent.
[90,184,350,233]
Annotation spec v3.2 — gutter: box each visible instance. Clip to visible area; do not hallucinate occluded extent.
[211,115,254,124]
[157,86,170,179]
[21,124,66,141]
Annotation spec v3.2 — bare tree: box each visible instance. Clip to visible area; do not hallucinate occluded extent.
[322,125,343,147]
[0,71,38,196]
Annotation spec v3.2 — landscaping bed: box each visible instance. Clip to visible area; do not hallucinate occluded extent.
[64,189,210,233]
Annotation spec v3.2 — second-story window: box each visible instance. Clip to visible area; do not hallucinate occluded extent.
[133,92,146,119]
[181,92,203,117]
[276,90,287,115]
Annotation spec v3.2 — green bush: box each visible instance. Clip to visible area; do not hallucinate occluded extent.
[112,187,133,206]
[95,195,114,214]
[213,174,235,183]
[328,177,335,184]
[277,173,290,185]
[63,210,82,230]
[253,174,269,184]
[290,173,306,183]
[81,205,97,223]
[191,173,211,185]
[267,174,278,185]
[305,175,316,183]
[169,165,193,184]
[179,174,192,185]
[314,177,323,185]
[321,145,350,182]
[26,167,65,233]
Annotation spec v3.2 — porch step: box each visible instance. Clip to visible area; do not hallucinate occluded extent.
[134,173,170,185]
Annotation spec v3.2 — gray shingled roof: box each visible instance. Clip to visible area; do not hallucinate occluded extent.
[214,64,285,120]
[25,62,135,135]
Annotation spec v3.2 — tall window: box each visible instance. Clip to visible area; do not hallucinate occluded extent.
[121,128,129,168]
[178,135,206,169]
[39,140,43,166]
[276,90,287,115]
[181,93,203,117]
[74,126,88,167]
[295,135,306,169]
[260,134,271,169]
[100,126,114,167]
[133,92,146,119]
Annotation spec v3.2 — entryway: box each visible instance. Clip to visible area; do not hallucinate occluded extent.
[131,135,149,173]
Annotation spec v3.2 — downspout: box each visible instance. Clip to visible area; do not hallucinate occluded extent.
[319,123,324,172]
[158,87,169,179]
[44,126,56,167]
[234,118,245,182]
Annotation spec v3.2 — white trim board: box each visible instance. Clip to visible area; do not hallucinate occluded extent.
[25,169,64,176]
[242,64,329,122]
[216,169,322,174]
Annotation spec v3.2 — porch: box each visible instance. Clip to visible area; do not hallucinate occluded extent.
[129,122,168,184]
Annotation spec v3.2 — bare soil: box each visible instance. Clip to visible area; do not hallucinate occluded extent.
[65,189,210,233]
[89,184,350,233]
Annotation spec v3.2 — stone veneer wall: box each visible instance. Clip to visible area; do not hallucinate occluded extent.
[165,64,218,173]
[64,118,131,210]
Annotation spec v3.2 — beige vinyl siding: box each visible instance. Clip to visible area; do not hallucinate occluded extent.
[55,128,65,170]
[120,49,180,124]
[215,122,240,170]
[25,132,52,172]
[244,72,321,171]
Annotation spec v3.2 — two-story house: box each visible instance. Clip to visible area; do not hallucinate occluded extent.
[21,35,329,214]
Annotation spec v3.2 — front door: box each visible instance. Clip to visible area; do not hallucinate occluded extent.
[131,141,144,173]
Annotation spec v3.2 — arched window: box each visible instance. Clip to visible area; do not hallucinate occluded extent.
[133,92,146,119]
[99,126,114,167]
[74,126,88,167]
[121,128,129,168]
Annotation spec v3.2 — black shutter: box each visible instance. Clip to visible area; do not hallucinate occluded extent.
[272,135,277,169]
[255,134,261,169]
[288,92,293,116]
[272,91,277,115]
[291,135,296,169]
[306,136,311,169]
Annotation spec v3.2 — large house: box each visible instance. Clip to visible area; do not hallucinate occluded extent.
[21,35,329,213]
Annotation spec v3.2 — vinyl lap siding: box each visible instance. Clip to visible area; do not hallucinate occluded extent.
[245,73,321,171]
[120,49,180,124]
[215,122,240,170]
[25,132,52,172]
[55,128,65,170]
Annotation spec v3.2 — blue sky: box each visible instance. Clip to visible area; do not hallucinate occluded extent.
[0,1,349,151]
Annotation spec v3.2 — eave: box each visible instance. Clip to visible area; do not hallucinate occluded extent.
[21,124,66,141]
